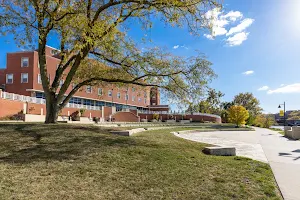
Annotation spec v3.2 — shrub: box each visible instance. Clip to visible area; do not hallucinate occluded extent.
[254,114,275,128]
[79,109,86,116]
[153,113,159,121]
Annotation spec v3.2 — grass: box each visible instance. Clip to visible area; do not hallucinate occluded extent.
[269,128,285,135]
[0,123,281,200]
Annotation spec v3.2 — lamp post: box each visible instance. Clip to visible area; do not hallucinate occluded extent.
[278,102,286,126]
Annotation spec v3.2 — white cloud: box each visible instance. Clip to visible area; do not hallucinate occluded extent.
[242,70,254,75]
[173,45,188,50]
[280,84,285,86]
[221,11,243,21]
[227,32,249,46]
[258,86,269,91]
[181,45,189,50]
[203,9,253,46]
[267,83,300,94]
[226,18,254,36]
[204,34,214,40]
[204,8,228,37]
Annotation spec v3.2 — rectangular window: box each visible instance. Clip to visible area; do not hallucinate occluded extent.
[98,88,103,96]
[86,86,92,93]
[70,97,82,104]
[21,73,28,83]
[6,74,13,84]
[125,94,129,101]
[132,87,135,92]
[38,74,42,84]
[132,96,135,101]
[138,98,141,102]
[59,80,64,87]
[21,57,29,67]
[51,49,57,55]
[117,92,121,99]
[144,98,147,104]
[108,90,112,97]
[36,92,45,99]
[144,92,147,98]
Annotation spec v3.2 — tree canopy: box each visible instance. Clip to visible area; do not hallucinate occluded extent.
[228,105,249,127]
[233,92,262,116]
[186,88,224,114]
[0,0,220,123]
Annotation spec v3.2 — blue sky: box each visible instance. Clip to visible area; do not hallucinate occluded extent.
[0,0,300,113]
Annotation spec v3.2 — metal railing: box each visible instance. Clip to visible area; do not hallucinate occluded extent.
[1,91,101,111]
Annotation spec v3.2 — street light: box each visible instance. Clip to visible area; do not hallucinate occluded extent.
[278,102,286,126]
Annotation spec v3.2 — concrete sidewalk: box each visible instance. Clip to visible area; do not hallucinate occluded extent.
[257,128,300,200]
[176,128,300,200]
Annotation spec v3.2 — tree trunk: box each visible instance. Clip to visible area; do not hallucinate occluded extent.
[45,92,59,124]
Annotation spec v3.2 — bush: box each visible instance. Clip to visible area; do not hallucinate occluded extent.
[79,109,86,116]
[93,117,100,123]
[153,113,159,121]
[254,114,275,128]
[0,111,24,121]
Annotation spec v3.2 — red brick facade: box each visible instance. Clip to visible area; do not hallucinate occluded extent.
[0,46,151,109]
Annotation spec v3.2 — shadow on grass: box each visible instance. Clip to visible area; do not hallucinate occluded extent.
[0,123,157,164]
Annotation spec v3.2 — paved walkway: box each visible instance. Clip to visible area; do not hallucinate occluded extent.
[175,127,300,200]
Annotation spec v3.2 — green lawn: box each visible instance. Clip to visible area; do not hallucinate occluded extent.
[0,123,281,199]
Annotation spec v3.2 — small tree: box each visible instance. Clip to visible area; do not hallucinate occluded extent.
[228,105,249,127]
[254,114,275,128]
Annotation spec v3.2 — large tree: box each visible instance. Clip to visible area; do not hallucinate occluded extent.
[187,88,224,115]
[0,0,220,123]
[233,92,262,124]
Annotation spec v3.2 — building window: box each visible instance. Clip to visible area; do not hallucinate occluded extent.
[86,86,92,93]
[51,49,57,55]
[144,92,147,98]
[125,94,129,101]
[21,73,28,83]
[83,99,93,105]
[138,98,141,102]
[98,88,103,96]
[117,92,121,99]
[38,74,42,84]
[21,57,29,67]
[70,97,82,104]
[108,90,112,97]
[36,92,45,99]
[132,87,136,92]
[6,74,13,84]
[59,80,64,87]
[132,96,135,101]
[144,98,147,104]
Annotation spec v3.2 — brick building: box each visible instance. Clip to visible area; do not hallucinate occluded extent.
[0,46,221,123]
[0,46,168,113]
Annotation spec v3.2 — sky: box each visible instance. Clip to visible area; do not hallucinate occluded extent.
[0,0,300,113]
